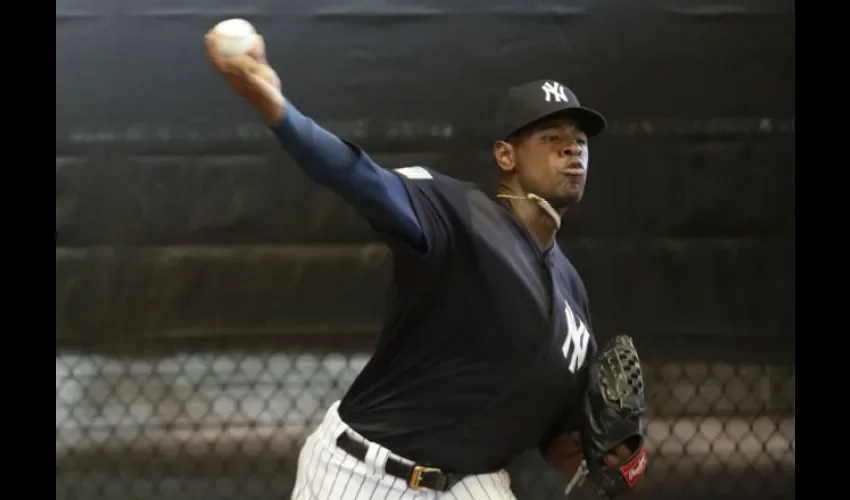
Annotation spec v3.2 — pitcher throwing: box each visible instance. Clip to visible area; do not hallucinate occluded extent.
[204,25,648,500]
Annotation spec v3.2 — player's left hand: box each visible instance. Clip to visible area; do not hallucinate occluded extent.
[603,443,633,467]
[578,335,648,498]
[546,434,633,481]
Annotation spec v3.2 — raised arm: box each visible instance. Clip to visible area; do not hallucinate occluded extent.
[202,27,425,250]
[270,104,423,246]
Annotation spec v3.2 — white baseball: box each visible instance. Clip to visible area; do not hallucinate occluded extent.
[212,18,259,57]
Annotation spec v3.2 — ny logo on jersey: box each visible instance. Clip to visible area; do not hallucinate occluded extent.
[541,81,569,103]
[560,300,590,373]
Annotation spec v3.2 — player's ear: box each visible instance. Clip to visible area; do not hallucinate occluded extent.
[493,140,516,173]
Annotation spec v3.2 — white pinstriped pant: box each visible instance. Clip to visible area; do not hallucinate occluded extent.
[291,401,517,500]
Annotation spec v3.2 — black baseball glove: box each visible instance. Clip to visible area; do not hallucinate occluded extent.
[579,335,647,498]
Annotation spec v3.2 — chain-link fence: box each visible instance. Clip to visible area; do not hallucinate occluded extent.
[56,335,794,500]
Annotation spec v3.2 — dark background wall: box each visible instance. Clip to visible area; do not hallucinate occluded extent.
[56,0,795,499]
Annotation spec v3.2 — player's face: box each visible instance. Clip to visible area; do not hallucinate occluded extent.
[513,120,589,208]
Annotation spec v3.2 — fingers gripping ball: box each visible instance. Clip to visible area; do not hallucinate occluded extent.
[207,20,283,109]
[225,55,279,85]
[580,335,648,498]
[212,19,259,57]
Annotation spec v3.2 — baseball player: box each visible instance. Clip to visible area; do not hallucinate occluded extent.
[204,31,648,500]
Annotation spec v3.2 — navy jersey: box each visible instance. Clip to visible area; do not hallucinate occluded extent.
[339,167,598,474]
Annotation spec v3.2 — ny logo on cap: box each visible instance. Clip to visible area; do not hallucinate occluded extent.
[541,81,569,103]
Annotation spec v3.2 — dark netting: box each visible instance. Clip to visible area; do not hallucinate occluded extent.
[56,336,794,500]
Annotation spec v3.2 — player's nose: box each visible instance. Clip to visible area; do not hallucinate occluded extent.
[561,143,583,157]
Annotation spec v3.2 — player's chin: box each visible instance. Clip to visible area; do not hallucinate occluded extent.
[549,188,584,209]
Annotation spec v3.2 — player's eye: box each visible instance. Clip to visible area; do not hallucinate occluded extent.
[543,134,560,142]
[576,138,588,146]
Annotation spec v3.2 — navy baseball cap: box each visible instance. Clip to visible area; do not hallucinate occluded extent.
[495,79,606,140]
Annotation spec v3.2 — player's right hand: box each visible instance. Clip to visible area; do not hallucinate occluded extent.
[204,32,285,125]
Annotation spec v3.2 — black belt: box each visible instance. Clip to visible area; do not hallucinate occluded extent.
[336,431,463,492]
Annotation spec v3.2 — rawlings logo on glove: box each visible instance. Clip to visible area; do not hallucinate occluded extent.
[620,444,647,487]
[579,335,647,498]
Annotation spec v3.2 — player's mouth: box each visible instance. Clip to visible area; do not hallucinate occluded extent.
[563,163,585,177]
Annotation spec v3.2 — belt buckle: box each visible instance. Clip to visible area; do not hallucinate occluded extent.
[409,465,442,490]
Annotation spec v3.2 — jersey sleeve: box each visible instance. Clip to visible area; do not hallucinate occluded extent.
[270,104,425,248]
[379,166,466,260]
